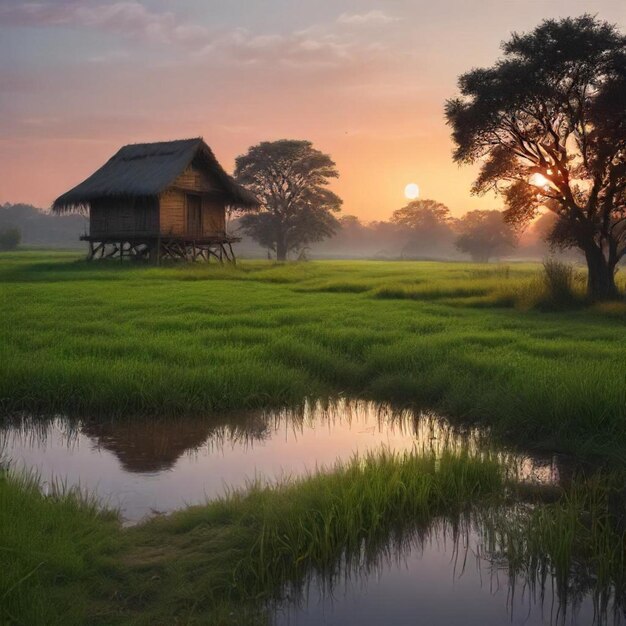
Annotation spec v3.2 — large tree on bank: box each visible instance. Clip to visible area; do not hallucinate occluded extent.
[446,15,626,300]
[234,140,342,261]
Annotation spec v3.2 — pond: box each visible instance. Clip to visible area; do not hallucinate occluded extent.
[1,400,619,625]
[275,520,605,626]
[1,400,561,524]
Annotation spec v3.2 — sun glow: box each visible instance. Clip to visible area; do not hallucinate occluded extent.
[404,183,420,200]
[529,173,550,188]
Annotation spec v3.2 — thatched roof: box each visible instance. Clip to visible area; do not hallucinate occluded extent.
[52,138,258,212]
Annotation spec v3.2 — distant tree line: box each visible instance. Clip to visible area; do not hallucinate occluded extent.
[0,226,21,251]
[0,203,85,248]
[3,139,572,263]
[3,194,564,262]
[230,196,562,262]
[310,200,559,262]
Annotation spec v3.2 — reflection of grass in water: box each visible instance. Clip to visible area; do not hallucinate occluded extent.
[1,444,624,625]
[122,446,504,625]
[273,475,626,626]
[0,399,497,483]
[485,476,626,625]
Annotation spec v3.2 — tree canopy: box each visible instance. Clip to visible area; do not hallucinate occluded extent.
[390,199,455,257]
[234,140,342,260]
[446,15,626,299]
[0,226,21,251]
[454,210,518,262]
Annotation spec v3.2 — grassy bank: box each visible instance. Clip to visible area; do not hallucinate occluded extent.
[3,449,624,625]
[0,470,121,625]
[1,448,504,625]
[1,252,626,461]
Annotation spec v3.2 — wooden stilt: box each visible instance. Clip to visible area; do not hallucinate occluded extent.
[79,236,240,264]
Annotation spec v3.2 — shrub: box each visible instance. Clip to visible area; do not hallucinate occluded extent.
[542,257,576,307]
[0,227,21,251]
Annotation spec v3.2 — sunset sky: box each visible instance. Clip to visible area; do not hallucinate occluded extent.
[1,0,625,221]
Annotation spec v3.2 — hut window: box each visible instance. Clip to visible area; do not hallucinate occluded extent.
[186,194,202,236]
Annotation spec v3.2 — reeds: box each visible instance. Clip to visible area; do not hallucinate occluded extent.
[542,257,577,305]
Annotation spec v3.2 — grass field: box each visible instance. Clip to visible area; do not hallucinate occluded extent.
[2,250,626,624]
[1,251,625,461]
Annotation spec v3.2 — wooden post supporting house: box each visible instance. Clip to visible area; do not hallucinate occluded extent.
[52,138,258,263]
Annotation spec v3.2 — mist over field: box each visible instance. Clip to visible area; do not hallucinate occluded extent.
[1,201,571,261]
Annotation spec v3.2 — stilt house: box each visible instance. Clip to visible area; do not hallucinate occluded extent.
[52,138,258,262]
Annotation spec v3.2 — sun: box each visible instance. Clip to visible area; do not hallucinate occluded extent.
[404,183,419,200]
[529,173,550,188]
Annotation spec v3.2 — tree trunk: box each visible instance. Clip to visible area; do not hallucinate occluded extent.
[584,245,618,301]
[276,237,288,262]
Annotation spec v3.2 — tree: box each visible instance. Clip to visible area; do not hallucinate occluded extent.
[0,226,21,251]
[390,199,455,257]
[446,15,626,300]
[234,140,342,261]
[454,210,518,262]
[335,215,367,247]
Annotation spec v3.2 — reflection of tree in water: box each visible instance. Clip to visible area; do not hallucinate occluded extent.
[81,413,273,473]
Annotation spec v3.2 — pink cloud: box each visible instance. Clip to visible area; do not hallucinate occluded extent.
[337,10,397,25]
[197,28,355,67]
[0,1,209,45]
[0,2,396,69]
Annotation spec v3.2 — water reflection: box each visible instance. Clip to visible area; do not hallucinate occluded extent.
[1,400,621,625]
[274,513,622,626]
[1,400,565,523]
[81,413,271,473]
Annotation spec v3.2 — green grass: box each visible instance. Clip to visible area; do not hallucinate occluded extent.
[0,469,120,625]
[1,447,504,625]
[121,447,505,625]
[1,251,626,462]
[2,449,624,625]
[2,251,625,624]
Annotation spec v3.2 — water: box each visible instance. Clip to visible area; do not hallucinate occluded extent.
[274,520,606,626]
[1,400,560,523]
[1,400,617,625]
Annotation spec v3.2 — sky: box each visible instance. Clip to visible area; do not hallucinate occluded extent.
[1,0,625,221]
